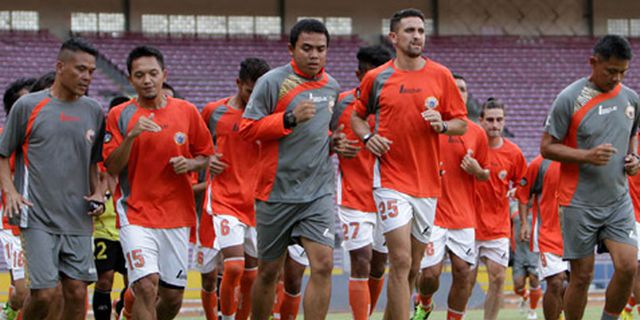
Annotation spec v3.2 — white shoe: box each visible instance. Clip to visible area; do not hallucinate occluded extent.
[527,309,538,320]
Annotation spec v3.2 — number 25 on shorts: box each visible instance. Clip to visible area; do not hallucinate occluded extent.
[378,199,399,221]
[126,249,145,269]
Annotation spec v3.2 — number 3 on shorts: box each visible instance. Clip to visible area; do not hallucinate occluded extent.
[126,249,145,269]
[378,199,399,221]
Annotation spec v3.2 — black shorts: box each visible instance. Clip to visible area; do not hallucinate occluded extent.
[93,238,127,275]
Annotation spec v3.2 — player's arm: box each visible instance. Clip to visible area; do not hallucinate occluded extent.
[0,100,31,218]
[0,157,31,218]
[105,113,161,175]
[540,133,617,165]
[169,155,208,175]
[240,77,294,142]
[624,130,640,175]
[517,201,531,242]
[193,181,207,195]
[460,149,489,181]
[423,72,468,136]
[422,111,467,136]
[85,163,107,216]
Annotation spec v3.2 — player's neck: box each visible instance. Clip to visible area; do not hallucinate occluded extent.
[136,95,167,110]
[393,55,425,71]
[227,94,244,111]
[488,136,504,149]
[49,82,80,102]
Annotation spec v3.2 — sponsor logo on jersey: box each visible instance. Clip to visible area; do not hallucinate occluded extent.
[174,132,187,145]
[60,112,80,122]
[598,105,617,115]
[626,104,635,119]
[85,129,96,143]
[498,170,507,180]
[399,85,422,94]
[425,96,439,109]
[519,178,528,187]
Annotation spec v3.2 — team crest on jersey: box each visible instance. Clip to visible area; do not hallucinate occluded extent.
[425,96,439,109]
[498,170,507,180]
[519,178,527,187]
[174,132,187,145]
[104,132,112,143]
[85,129,95,143]
[626,104,635,119]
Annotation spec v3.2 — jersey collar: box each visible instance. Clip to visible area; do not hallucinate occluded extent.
[290,59,325,80]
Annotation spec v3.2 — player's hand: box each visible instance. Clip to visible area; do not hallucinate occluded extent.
[519,221,531,242]
[84,194,105,217]
[461,149,482,176]
[421,109,445,133]
[625,153,640,176]
[586,143,617,166]
[169,156,193,174]
[209,153,228,176]
[506,187,517,198]
[4,189,32,219]
[292,100,316,124]
[129,113,162,138]
[332,124,361,158]
[365,134,393,157]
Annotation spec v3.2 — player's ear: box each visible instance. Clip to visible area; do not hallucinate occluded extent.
[162,68,168,83]
[288,43,294,57]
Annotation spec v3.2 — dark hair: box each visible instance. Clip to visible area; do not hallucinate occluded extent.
[452,73,465,81]
[59,37,98,58]
[593,35,633,61]
[126,46,165,75]
[356,45,393,73]
[239,58,270,83]
[161,82,181,98]
[3,77,36,115]
[109,96,130,110]
[390,8,425,32]
[30,71,56,92]
[480,97,505,118]
[289,19,330,48]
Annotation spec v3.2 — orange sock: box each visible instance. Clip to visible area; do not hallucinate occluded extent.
[272,281,285,319]
[627,296,637,312]
[348,278,370,320]
[419,293,433,310]
[447,308,464,320]
[201,289,218,320]
[529,286,542,310]
[515,287,529,300]
[236,267,257,320]
[220,258,245,318]
[16,312,21,320]
[280,291,301,320]
[368,276,384,315]
[123,287,135,318]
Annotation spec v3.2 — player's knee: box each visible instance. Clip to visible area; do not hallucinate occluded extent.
[133,277,159,300]
[161,293,184,315]
[311,255,333,278]
[546,275,565,293]
[615,259,638,279]
[350,254,371,278]
[571,269,593,287]
[489,271,506,286]
[451,261,471,280]
[29,288,56,305]
[388,252,412,273]
[96,271,115,291]
[201,273,217,292]
[258,263,281,284]
[223,259,245,279]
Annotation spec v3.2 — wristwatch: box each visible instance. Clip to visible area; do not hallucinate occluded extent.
[440,121,448,134]
[283,110,297,128]
[362,133,374,144]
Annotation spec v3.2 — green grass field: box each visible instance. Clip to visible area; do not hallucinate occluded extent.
[175,306,604,319]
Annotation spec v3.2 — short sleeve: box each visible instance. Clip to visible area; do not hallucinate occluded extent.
[189,106,215,157]
[102,108,124,161]
[243,75,279,121]
[439,71,467,120]
[544,93,573,141]
[0,97,30,158]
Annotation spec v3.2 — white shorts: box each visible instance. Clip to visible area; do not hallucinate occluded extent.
[474,238,510,268]
[373,188,437,244]
[287,245,309,267]
[539,252,569,279]
[420,226,476,269]
[213,215,258,258]
[195,245,221,274]
[636,222,640,260]
[372,213,388,254]
[339,206,377,251]
[119,225,190,287]
[0,230,24,280]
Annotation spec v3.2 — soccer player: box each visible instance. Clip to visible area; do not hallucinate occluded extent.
[202,57,270,320]
[92,96,130,320]
[0,38,106,320]
[414,73,489,320]
[351,8,467,319]
[103,45,214,319]
[240,19,355,320]
[510,202,541,320]
[334,44,392,320]
[623,134,640,320]
[540,35,640,320]
[472,98,527,320]
[0,77,36,320]
[517,155,564,320]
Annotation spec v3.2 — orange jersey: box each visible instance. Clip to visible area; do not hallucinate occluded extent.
[199,170,216,248]
[103,97,215,229]
[355,59,467,198]
[630,134,640,222]
[335,89,376,213]
[475,138,527,241]
[434,120,489,229]
[202,97,259,226]
[516,156,562,255]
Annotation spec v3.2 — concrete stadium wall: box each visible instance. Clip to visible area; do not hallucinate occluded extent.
[2,0,640,38]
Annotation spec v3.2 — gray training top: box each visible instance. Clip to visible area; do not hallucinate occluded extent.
[545,78,640,207]
[242,63,340,203]
[0,90,104,235]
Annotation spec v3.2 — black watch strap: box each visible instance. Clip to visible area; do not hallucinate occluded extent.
[363,133,374,144]
[284,110,297,128]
